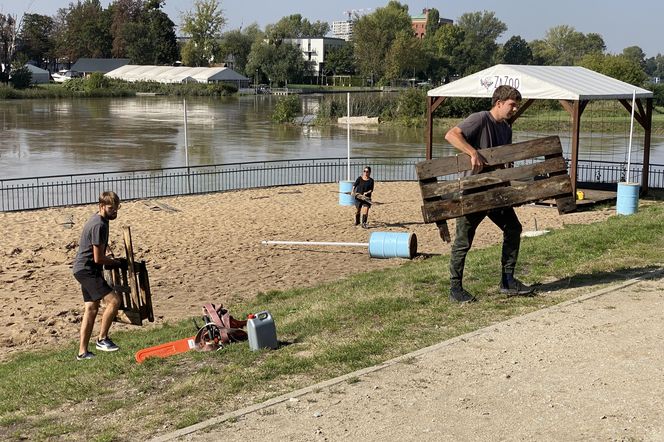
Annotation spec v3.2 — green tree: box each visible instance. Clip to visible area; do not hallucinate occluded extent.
[644,54,664,78]
[622,46,646,70]
[180,0,226,66]
[122,1,178,64]
[246,39,311,87]
[455,10,507,74]
[324,44,355,76]
[384,30,426,82]
[538,25,606,65]
[352,1,412,85]
[424,8,440,36]
[18,14,54,67]
[499,35,533,65]
[9,61,32,89]
[428,23,466,80]
[220,24,262,73]
[55,0,113,61]
[579,53,648,86]
[108,0,143,57]
[265,14,329,42]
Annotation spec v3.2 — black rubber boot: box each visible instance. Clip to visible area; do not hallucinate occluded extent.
[361,214,368,228]
[355,213,361,226]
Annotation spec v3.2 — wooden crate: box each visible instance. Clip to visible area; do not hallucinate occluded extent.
[104,226,154,325]
[416,136,576,240]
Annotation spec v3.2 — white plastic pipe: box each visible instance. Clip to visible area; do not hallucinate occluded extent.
[626,89,635,183]
[262,240,368,247]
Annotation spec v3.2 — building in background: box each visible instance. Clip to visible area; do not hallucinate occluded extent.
[332,20,354,41]
[283,37,346,77]
[411,8,453,39]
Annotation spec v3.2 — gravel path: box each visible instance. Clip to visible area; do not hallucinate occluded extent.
[154,270,664,442]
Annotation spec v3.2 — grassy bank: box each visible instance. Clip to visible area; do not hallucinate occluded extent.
[2,202,664,441]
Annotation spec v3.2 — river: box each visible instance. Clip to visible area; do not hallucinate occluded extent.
[1,95,662,180]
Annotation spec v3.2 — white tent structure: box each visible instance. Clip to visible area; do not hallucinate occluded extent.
[105,65,250,88]
[426,64,654,194]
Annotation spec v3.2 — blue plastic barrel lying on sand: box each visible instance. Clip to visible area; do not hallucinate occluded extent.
[339,180,354,206]
[368,232,417,259]
[616,182,640,215]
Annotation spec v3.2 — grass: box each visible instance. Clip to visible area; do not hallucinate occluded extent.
[2,203,664,440]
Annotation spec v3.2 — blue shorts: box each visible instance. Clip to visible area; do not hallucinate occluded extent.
[74,269,112,302]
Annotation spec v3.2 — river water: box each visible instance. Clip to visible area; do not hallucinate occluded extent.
[1,95,662,180]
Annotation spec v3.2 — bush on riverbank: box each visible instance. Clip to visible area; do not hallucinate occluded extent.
[0,76,238,99]
[272,95,300,123]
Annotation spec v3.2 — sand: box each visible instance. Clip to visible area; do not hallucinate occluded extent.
[0,182,614,361]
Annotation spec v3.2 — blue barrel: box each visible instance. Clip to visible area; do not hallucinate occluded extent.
[339,180,354,206]
[368,232,417,259]
[616,182,640,215]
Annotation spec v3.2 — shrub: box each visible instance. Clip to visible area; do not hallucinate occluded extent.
[9,66,32,89]
[84,72,111,91]
[272,95,300,123]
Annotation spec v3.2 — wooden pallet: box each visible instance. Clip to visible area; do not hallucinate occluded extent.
[104,226,154,325]
[416,136,576,242]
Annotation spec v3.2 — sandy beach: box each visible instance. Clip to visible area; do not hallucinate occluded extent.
[0,182,614,361]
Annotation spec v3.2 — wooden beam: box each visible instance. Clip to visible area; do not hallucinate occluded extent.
[426,96,447,160]
[508,98,535,125]
[618,99,646,127]
[642,98,653,194]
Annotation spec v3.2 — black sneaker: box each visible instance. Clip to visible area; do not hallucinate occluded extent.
[96,337,119,352]
[449,285,477,303]
[76,351,95,361]
[500,278,535,296]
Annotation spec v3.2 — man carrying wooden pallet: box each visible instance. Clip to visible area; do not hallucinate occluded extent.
[444,85,534,303]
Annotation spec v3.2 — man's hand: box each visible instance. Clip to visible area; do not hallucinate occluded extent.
[469,150,487,174]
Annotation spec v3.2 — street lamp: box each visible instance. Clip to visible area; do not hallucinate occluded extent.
[255,69,258,94]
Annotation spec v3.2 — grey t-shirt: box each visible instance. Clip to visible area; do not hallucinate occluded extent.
[72,213,109,274]
[457,110,512,150]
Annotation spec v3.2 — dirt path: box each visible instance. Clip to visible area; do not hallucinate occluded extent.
[158,271,664,442]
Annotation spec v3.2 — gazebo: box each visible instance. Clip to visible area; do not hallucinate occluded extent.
[425,64,654,194]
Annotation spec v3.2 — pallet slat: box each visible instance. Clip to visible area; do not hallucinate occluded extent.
[417,136,576,225]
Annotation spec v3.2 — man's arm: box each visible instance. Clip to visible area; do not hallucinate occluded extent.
[445,127,486,174]
[93,244,121,267]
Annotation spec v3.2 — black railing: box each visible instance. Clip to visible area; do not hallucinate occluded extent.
[1,157,662,212]
[0,157,420,212]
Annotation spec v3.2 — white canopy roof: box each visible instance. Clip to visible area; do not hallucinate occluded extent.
[105,65,249,84]
[428,64,653,101]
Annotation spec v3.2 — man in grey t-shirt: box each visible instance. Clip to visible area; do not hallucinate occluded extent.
[444,85,534,303]
[72,191,124,360]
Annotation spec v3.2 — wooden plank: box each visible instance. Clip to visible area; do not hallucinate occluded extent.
[123,226,142,315]
[422,174,573,223]
[115,310,142,326]
[419,157,568,199]
[137,261,155,323]
[416,136,563,180]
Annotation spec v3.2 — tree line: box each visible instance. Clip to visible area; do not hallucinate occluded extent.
[1,0,663,92]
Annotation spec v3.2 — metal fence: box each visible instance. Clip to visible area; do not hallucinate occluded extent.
[1,157,663,212]
[0,157,420,212]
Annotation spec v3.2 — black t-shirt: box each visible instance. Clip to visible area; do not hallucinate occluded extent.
[72,213,109,274]
[353,176,374,195]
[457,110,512,149]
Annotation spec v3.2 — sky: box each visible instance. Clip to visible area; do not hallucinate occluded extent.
[1,0,662,57]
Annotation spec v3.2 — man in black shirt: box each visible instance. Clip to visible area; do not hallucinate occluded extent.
[72,191,125,360]
[352,166,374,228]
[444,85,534,303]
